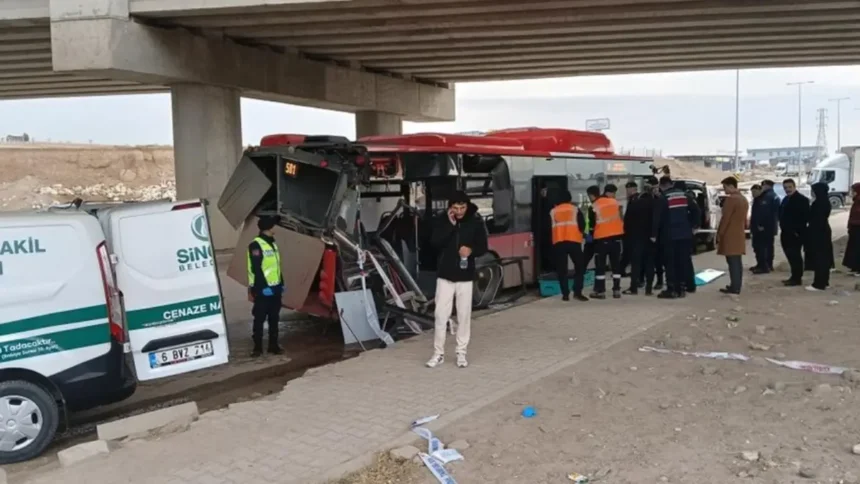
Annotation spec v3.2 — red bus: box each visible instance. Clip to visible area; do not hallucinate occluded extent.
[219,129,655,324]
[357,128,655,294]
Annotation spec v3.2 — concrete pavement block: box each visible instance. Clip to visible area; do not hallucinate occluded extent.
[0,467,6,484]
[97,402,199,442]
[57,440,110,467]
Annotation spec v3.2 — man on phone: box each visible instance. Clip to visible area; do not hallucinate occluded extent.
[426,191,488,369]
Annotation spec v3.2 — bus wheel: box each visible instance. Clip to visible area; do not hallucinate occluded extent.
[0,380,60,464]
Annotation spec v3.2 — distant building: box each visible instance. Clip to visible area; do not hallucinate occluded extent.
[746,146,819,162]
[669,154,735,171]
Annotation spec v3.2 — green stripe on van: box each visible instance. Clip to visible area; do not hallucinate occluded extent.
[126,295,222,331]
[0,305,108,337]
[0,323,110,364]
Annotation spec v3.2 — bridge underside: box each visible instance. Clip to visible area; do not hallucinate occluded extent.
[2,0,860,101]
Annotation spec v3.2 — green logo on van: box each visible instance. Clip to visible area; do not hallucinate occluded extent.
[191,215,208,242]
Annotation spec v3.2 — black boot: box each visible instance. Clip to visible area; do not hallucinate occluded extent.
[251,345,263,358]
[268,345,283,355]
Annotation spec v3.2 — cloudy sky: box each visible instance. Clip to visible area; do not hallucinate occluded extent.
[3,65,860,155]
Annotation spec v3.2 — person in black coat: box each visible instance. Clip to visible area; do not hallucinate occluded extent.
[621,181,652,294]
[778,178,810,286]
[806,182,834,291]
[750,180,780,273]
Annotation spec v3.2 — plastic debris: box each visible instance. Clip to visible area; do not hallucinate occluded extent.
[639,346,749,362]
[640,346,855,376]
[765,358,850,375]
[411,415,440,428]
[521,406,537,418]
[567,472,590,483]
[694,268,725,286]
[419,452,458,484]
[431,448,464,464]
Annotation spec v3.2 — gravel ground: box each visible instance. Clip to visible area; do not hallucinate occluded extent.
[362,260,860,484]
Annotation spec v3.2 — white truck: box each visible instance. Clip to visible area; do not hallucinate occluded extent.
[808,147,860,208]
[0,200,230,464]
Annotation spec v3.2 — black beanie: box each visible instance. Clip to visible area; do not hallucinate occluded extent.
[257,216,278,231]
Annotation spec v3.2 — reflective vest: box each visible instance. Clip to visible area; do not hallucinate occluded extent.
[247,237,281,287]
[549,203,583,244]
[592,197,624,239]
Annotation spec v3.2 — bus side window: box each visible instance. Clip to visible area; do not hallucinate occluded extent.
[489,160,513,233]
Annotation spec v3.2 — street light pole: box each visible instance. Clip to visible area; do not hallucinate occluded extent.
[829,97,850,152]
[787,81,814,166]
[734,69,740,172]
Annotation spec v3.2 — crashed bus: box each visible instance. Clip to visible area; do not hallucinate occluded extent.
[217,129,654,340]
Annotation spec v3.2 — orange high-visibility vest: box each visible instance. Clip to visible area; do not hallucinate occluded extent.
[549,203,584,244]
[593,197,624,239]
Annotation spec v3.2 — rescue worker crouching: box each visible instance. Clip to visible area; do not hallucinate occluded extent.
[587,184,625,299]
[549,190,589,302]
[247,216,284,358]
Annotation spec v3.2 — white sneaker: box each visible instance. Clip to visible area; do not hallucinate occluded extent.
[805,285,822,292]
[426,354,444,368]
[456,353,468,368]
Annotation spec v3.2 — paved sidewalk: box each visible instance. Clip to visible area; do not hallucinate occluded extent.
[23,296,688,484]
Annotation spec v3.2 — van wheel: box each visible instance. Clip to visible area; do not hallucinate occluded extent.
[0,380,59,465]
[829,195,843,209]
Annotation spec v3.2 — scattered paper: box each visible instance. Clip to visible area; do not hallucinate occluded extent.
[640,346,855,376]
[419,452,459,484]
[411,415,439,428]
[639,346,749,362]
[765,358,850,375]
[431,449,464,464]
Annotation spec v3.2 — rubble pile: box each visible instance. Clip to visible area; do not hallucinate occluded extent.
[32,181,176,208]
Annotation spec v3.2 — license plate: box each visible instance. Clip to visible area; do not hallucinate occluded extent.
[148,341,214,369]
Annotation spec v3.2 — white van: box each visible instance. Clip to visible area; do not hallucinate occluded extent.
[0,200,229,463]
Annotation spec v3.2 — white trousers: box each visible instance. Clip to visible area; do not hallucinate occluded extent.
[433,278,473,356]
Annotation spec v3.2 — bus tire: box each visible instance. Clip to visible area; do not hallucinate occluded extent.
[0,380,60,465]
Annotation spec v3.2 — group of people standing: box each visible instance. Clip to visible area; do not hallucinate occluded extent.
[549,175,701,301]
[753,178,860,291]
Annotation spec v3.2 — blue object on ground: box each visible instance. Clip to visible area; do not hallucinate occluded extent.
[521,406,537,418]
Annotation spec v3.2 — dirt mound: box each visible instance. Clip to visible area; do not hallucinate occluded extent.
[0,144,176,210]
[656,157,728,184]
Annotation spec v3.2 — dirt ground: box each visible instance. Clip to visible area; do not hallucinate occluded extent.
[0,144,174,209]
[356,246,860,483]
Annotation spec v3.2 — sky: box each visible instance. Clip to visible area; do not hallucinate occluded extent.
[3,65,860,155]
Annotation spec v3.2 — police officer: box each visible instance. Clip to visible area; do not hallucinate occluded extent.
[587,184,625,299]
[247,216,284,357]
[550,190,589,302]
[652,176,699,299]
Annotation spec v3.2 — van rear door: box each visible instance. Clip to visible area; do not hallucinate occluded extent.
[101,200,229,381]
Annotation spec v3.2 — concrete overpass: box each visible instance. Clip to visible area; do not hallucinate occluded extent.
[3,0,860,247]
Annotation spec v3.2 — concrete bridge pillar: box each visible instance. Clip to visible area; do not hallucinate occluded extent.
[171,84,242,251]
[355,111,402,138]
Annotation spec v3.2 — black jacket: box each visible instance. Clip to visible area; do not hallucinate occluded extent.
[431,203,489,282]
[779,192,810,238]
[247,233,283,296]
[808,183,834,269]
[652,187,700,241]
[624,192,655,239]
[751,189,779,235]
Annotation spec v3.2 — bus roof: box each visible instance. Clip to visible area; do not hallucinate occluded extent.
[358,127,652,162]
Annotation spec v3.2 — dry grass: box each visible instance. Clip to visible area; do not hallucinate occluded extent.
[330,452,425,484]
